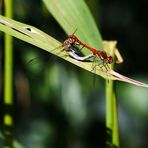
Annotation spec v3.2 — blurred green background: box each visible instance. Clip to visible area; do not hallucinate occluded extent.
[1,0,148,148]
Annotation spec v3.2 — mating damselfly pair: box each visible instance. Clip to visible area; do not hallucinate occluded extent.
[50,30,113,71]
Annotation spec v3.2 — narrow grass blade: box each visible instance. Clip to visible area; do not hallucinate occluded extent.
[108,70,148,88]
[0,15,148,87]
[0,15,109,80]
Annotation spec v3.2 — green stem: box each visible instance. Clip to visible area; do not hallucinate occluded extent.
[106,85,120,147]
[4,0,13,147]
[106,79,114,147]
[112,93,120,147]
[105,42,120,147]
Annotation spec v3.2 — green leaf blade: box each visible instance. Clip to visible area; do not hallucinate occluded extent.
[43,0,103,52]
[1,15,148,87]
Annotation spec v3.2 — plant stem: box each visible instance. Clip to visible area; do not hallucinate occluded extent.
[4,0,13,147]
[112,93,120,147]
[105,42,119,147]
[106,79,114,147]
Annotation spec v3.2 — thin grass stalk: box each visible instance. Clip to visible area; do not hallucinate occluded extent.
[106,83,120,147]
[112,93,120,147]
[105,43,120,147]
[106,79,114,147]
[4,0,13,147]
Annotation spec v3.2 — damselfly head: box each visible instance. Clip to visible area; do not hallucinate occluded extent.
[63,37,74,48]
[98,51,113,64]
[69,35,78,42]
[105,56,113,64]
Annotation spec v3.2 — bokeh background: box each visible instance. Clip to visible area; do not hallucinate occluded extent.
[1,0,148,147]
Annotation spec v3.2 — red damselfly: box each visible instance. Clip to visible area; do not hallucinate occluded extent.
[66,34,113,70]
